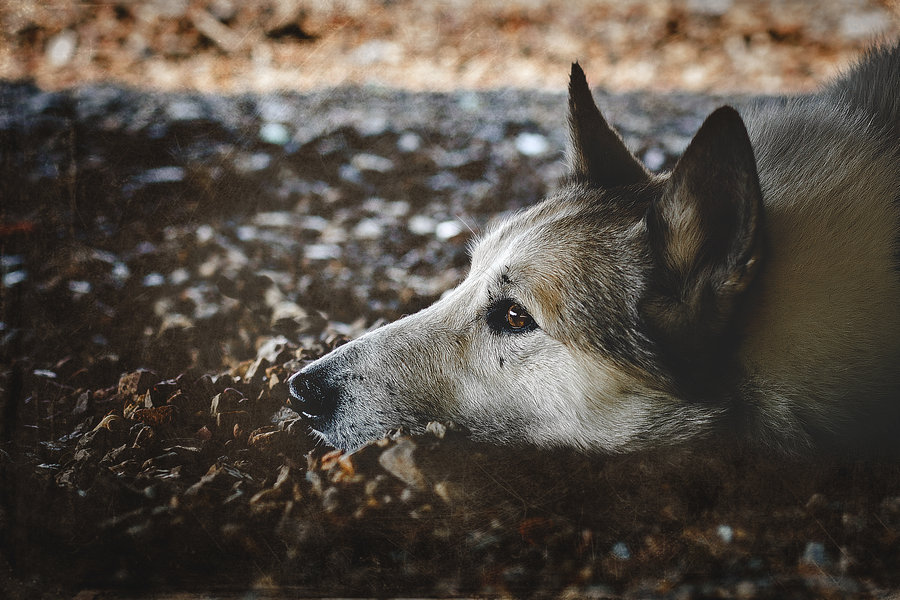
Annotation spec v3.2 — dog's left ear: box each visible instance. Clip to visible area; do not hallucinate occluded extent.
[568,63,649,188]
[643,106,764,368]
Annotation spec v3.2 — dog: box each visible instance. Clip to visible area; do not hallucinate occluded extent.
[288,43,900,455]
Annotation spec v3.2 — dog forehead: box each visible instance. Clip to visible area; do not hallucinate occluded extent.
[472,194,592,270]
[471,187,643,279]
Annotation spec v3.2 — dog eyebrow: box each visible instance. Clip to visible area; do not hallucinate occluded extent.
[487,266,525,306]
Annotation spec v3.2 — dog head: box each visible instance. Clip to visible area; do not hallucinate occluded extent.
[288,64,764,452]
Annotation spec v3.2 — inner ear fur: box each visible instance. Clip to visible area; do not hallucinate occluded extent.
[642,106,764,373]
[568,63,649,188]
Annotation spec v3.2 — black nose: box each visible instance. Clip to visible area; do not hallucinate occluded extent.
[287,368,337,420]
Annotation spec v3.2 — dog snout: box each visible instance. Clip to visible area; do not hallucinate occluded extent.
[287,367,339,420]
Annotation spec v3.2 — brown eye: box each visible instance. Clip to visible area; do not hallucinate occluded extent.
[506,303,533,330]
[487,299,538,334]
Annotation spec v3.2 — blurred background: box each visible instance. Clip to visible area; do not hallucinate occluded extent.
[4,4,900,597]
[2,0,899,94]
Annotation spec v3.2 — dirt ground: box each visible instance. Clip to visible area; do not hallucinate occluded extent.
[2,0,899,93]
[2,1,900,599]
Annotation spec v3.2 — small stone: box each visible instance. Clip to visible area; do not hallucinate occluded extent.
[259,122,291,145]
[716,524,734,544]
[118,370,160,398]
[131,424,156,450]
[123,391,153,419]
[610,542,631,560]
[3,271,27,287]
[805,492,830,515]
[216,411,250,438]
[72,391,91,416]
[397,132,421,152]
[351,153,394,173]
[166,99,203,121]
[378,439,426,491]
[353,218,383,240]
[142,273,165,287]
[235,152,271,173]
[243,357,270,386]
[210,388,244,416]
[247,427,291,453]
[68,280,91,294]
[130,405,177,427]
[433,480,464,504]
[408,215,436,236]
[800,541,830,569]
[435,220,464,241]
[304,244,341,260]
[183,463,243,499]
[46,30,78,67]
[514,132,549,156]
[135,166,185,184]
[643,147,667,171]
[93,414,126,433]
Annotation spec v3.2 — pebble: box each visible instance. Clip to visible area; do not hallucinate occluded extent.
[209,388,244,416]
[800,541,829,568]
[435,220,464,241]
[304,243,341,260]
[46,30,78,67]
[610,542,631,560]
[351,153,394,173]
[118,370,160,397]
[716,524,734,543]
[514,132,549,156]
[253,211,295,228]
[301,215,329,231]
[169,268,190,285]
[643,147,667,171]
[1,255,23,269]
[111,262,130,283]
[68,280,91,294]
[259,122,291,145]
[378,439,426,491]
[397,132,422,152]
[353,218,384,240]
[142,273,165,287]
[215,411,250,437]
[196,224,216,244]
[166,100,204,121]
[338,164,363,184]
[3,271,27,287]
[234,152,271,173]
[408,215,436,236]
[134,166,185,184]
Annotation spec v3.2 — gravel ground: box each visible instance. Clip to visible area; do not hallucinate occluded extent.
[3,2,900,599]
[2,0,899,93]
[2,79,900,599]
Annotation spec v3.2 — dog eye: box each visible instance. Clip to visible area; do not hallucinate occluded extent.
[506,303,533,330]
[487,299,538,334]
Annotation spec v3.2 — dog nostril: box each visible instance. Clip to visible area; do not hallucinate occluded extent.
[287,370,329,418]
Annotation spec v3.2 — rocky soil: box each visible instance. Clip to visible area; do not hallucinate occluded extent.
[3,1,900,598]
[2,78,900,599]
[3,0,899,93]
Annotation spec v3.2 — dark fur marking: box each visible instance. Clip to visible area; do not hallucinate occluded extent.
[568,63,649,189]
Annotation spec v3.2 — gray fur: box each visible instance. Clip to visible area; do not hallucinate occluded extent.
[289,43,900,454]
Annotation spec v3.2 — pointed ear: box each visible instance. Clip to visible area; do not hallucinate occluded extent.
[643,106,764,366]
[568,63,649,188]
